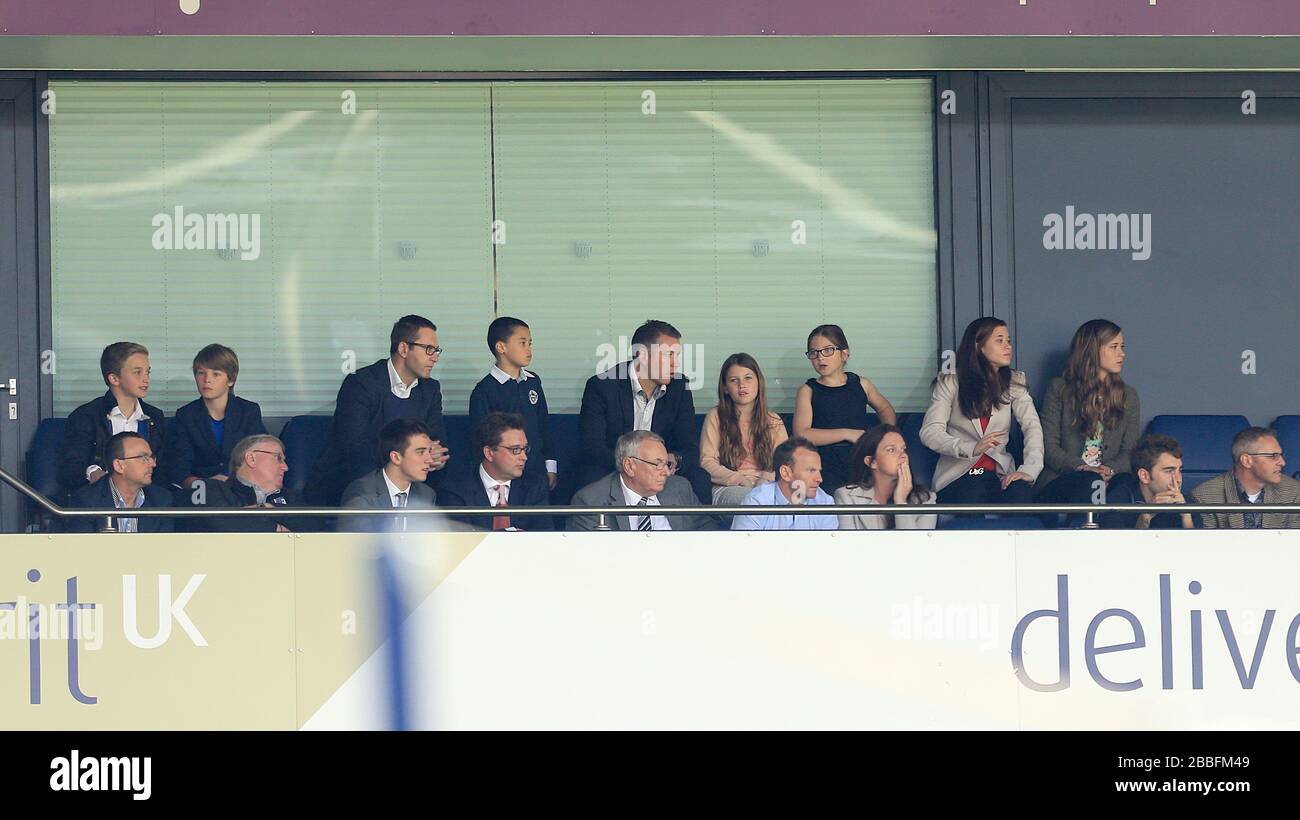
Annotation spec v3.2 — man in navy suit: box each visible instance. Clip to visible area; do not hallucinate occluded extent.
[66,432,174,533]
[306,315,451,506]
[437,412,553,531]
[576,319,710,504]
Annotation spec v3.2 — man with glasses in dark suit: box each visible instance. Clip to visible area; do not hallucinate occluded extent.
[66,431,174,533]
[438,412,553,531]
[306,315,451,506]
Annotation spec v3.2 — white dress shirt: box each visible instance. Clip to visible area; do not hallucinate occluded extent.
[387,358,418,399]
[381,469,413,507]
[381,469,412,531]
[619,476,670,531]
[478,463,512,506]
[87,400,147,479]
[489,364,534,385]
[479,464,518,530]
[628,366,666,433]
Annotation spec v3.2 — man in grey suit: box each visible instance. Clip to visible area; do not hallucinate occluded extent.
[567,430,714,531]
[339,418,439,533]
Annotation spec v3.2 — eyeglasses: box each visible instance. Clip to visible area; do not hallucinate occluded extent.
[118,454,156,463]
[252,449,287,464]
[404,340,443,356]
[805,345,843,360]
[628,455,671,471]
[1246,452,1285,460]
[495,445,531,456]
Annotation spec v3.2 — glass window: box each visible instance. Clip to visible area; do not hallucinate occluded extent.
[49,79,935,417]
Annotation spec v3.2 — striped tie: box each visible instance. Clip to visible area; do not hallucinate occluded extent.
[492,485,511,531]
[395,491,408,532]
[637,497,653,531]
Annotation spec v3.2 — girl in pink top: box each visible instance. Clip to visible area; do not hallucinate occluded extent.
[700,353,790,506]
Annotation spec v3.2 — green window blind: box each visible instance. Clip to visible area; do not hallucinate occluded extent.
[492,79,936,413]
[50,82,495,417]
[50,79,935,418]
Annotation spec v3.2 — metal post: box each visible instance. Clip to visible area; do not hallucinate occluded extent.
[1082,510,1099,530]
[595,512,611,531]
[98,516,116,533]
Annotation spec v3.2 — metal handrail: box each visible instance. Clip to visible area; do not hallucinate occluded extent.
[2,465,1297,530]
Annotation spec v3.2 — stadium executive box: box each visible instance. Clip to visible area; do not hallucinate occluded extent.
[2,531,1298,730]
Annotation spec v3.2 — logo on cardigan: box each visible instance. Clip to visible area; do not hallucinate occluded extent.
[528,389,539,405]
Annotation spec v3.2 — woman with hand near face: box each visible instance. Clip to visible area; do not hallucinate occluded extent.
[920,317,1043,507]
[700,353,789,506]
[1035,319,1140,505]
[835,424,936,530]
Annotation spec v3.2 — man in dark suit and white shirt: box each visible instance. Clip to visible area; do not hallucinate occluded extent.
[576,319,711,504]
[306,315,451,506]
[339,419,439,533]
[67,431,174,533]
[437,412,553,531]
[567,430,714,532]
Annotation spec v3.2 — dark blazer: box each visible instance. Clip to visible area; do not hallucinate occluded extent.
[436,464,554,531]
[65,478,175,533]
[1098,472,1198,530]
[1038,377,1141,487]
[566,472,714,532]
[576,361,707,499]
[339,468,438,533]
[158,394,267,488]
[305,358,446,506]
[186,476,303,533]
[57,391,167,498]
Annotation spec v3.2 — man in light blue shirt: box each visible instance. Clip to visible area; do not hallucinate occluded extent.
[731,436,838,531]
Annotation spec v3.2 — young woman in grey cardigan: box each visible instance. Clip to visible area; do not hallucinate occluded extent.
[1034,319,1141,505]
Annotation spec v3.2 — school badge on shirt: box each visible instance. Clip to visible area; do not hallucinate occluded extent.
[529,389,539,405]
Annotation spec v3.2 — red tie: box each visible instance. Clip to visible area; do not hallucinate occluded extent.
[492,484,511,531]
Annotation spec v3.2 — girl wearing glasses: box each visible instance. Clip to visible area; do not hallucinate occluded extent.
[920,317,1043,508]
[1034,319,1140,507]
[835,424,936,530]
[793,324,897,494]
[700,353,789,505]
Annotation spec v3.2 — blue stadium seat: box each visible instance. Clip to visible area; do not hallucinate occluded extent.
[1271,416,1300,479]
[897,412,939,491]
[27,417,66,502]
[938,516,1045,530]
[442,414,473,466]
[1145,414,1250,488]
[549,414,582,504]
[280,415,332,494]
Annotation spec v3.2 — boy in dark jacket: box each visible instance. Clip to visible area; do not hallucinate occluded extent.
[57,342,166,499]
